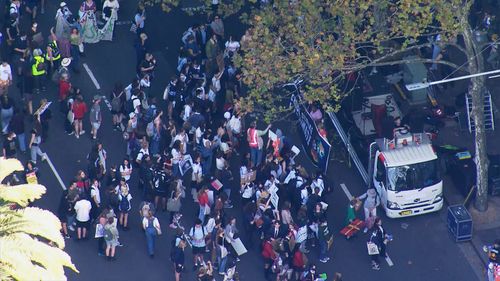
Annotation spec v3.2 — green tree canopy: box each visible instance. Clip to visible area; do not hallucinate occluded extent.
[234,0,464,119]
[0,159,78,280]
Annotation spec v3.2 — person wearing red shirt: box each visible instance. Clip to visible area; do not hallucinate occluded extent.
[59,75,71,112]
[197,187,209,224]
[72,94,87,138]
[292,246,306,280]
[261,237,277,281]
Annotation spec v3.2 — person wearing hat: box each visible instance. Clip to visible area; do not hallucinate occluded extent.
[357,188,380,233]
[31,48,46,94]
[52,57,71,83]
[89,95,102,140]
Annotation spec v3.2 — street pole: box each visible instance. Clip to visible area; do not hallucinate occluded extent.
[406,68,500,91]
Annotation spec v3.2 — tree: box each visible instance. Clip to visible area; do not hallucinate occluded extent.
[0,159,78,280]
[140,0,490,209]
[235,0,490,211]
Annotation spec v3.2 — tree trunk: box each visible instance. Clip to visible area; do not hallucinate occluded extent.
[462,17,489,212]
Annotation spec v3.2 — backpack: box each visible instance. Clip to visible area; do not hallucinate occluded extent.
[190,226,205,239]
[125,97,138,114]
[119,193,130,211]
[104,227,113,241]
[111,94,122,112]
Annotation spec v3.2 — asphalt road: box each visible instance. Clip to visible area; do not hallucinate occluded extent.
[5,1,481,280]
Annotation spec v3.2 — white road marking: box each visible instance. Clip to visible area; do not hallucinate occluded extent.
[83,63,101,90]
[44,153,67,190]
[385,254,394,266]
[340,183,354,201]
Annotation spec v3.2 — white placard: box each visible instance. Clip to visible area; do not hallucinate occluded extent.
[291,145,300,155]
[179,155,193,176]
[270,191,279,209]
[34,101,52,116]
[268,184,278,195]
[231,238,247,256]
[296,226,307,243]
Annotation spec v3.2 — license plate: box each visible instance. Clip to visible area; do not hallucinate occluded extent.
[399,210,412,216]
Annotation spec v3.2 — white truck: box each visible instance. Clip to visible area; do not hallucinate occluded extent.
[369,131,443,218]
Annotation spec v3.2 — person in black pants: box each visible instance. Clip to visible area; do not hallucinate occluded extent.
[368,217,389,270]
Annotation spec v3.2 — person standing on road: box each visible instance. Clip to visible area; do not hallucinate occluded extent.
[247,121,271,168]
[72,94,87,138]
[0,61,13,96]
[95,215,106,256]
[317,218,331,263]
[29,115,46,164]
[90,178,101,220]
[172,238,186,281]
[3,132,17,159]
[1,94,14,134]
[119,158,132,183]
[357,188,380,233]
[142,210,161,258]
[117,180,132,230]
[89,95,102,140]
[368,217,390,270]
[104,216,119,261]
[110,83,125,130]
[190,218,208,271]
[31,48,46,94]
[74,196,92,241]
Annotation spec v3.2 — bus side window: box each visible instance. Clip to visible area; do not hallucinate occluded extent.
[376,158,386,182]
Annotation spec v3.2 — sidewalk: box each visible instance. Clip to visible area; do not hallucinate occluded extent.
[433,75,500,281]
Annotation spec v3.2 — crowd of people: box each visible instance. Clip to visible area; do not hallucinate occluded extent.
[0,1,398,281]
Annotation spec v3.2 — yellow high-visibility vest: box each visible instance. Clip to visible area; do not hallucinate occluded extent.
[32,56,46,76]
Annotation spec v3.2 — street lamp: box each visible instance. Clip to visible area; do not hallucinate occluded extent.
[405,69,500,91]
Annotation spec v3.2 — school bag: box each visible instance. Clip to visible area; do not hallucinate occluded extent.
[111,94,122,112]
[119,193,130,211]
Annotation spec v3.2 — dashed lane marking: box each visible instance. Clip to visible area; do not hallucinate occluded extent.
[83,63,101,90]
[340,183,354,201]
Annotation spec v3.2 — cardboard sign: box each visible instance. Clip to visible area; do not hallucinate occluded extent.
[211,179,223,191]
[34,101,52,116]
[296,226,307,243]
[268,184,278,195]
[179,155,193,176]
[240,170,256,185]
[231,238,248,256]
[26,172,38,185]
[270,191,279,209]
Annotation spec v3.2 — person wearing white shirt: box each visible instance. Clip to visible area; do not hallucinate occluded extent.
[171,140,183,178]
[182,102,192,122]
[136,140,149,164]
[225,36,240,54]
[102,0,119,21]
[0,61,12,96]
[173,130,189,154]
[119,158,132,182]
[311,175,325,196]
[74,198,92,240]
[190,219,208,267]
[142,211,161,257]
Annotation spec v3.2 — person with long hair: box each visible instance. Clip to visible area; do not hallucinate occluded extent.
[28,114,46,164]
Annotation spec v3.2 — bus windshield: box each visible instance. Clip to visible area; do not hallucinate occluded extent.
[387,159,440,192]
